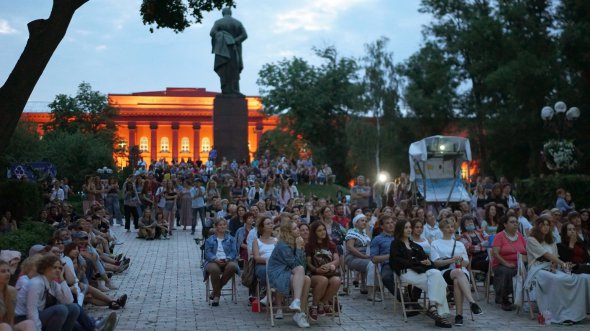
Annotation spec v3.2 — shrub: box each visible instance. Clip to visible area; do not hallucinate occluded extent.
[0,181,42,221]
[0,220,54,257]
[515,175,590,210]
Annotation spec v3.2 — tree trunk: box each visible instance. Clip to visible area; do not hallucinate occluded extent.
[0,0,89,155]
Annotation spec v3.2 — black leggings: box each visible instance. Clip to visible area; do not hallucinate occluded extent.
[124,205,139,230]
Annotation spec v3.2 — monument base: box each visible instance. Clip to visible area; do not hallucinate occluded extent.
[213,95,249,163]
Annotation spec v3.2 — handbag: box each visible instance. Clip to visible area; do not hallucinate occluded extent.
[44,286,58,308]
[437,240,457,270]
[241,258,256,287]
[311,249,340,278]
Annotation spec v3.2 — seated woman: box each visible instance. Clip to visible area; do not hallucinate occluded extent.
[0,260,35,331]
[491,215,526,311]
[557,221,590,274]
[154,211,169,240]
[390,220,452,328]
[431,218,482,326]
[305,221,341,321]
[344,214,376,298]
[252,217,277,298]
[459,215,489,272]
[267,219,311,328]
[14,255,80,331]
[525,217,590,325]
[204,218,238,307]
[138,209,156,240]
[410,218,431,255]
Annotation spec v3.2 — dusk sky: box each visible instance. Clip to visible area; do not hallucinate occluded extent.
[0,0,430,104]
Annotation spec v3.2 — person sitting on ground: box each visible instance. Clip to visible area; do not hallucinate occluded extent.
[267,219,311,328]
[203,218,238,307]
[0,260,35,331]
[305,221,341,321]
[525,217,590,325]
[557,221,590,274]
[14,255,80,331]
[138,209,156,240]
[154,211,169,240]
[491,214,527,311]
[390,220,452,328]
[458,215,489,272]
[431,218,483,326]
[344,214,376,298]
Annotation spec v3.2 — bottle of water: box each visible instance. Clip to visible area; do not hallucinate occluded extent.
[544,310,552,325]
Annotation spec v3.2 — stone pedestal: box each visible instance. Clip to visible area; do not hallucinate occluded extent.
[213,95,249,163]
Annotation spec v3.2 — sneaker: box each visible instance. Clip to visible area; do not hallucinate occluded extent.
[289,299,301,312]
[470,302,483,315]
[275,309,284,319]
[317,304,326,316]
[455,315,463,326]
[292,312,310,328]
[308,306,319,321]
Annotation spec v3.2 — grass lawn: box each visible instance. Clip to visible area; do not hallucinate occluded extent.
[297,183,350,201]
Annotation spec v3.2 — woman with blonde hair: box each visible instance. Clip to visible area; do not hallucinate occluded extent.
[0,260,35,331]
[267,219,311,328]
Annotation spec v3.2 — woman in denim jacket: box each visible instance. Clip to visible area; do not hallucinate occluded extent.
[204,218,238,306]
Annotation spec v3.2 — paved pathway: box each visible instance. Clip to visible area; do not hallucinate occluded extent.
[86,225,587,330]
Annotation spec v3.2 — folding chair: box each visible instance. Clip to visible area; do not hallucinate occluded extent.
[393,273,428,322]
[371,262,385,306]
[205,273,238,305]
[515,254,535,320]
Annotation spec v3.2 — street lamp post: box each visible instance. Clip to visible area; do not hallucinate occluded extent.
[540,101,581,172]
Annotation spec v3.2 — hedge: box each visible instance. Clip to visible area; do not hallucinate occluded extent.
[514,175,590,210]
[0,220,54,257]
[0,180,42,221]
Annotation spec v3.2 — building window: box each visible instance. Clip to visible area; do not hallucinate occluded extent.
[160,137,170,152]
[201,137,210,152]
[181,137,190,153]
[139,137,149,152]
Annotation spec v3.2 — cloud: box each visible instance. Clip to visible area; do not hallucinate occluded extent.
[0,19,18,34]
[95,44,108,51]
[273,0,370,33]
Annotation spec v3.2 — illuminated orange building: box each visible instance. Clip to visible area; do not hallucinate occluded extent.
[20,87,278,167]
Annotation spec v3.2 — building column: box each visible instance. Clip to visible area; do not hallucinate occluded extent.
[150,123,158,162]
[127,123,137,148]
[172,122,179,162]
[255,122,264,149]
[193,123,201,162]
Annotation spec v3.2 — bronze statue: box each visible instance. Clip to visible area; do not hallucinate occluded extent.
[210,8,247,95]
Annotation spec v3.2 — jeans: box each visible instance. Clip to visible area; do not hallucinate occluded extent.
[192,207,206,234]
[105,194,123,225]
[40,303,80,331]
[74,305,96,331]
[380,263,396,297]
[124,205,139,230]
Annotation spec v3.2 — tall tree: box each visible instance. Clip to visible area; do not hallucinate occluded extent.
[0,0,234,156]
[257,47,362,180]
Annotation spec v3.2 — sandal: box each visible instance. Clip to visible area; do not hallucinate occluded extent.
[117,294,128,308]
[108,301,121,310]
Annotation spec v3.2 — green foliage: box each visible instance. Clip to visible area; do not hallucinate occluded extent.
[140,0,235,33]
[257,46,362,181]
[1,122,42,164]
[0,220,54,257]
[256,130,300,160]
[515,175,590,209]
[40,130,114,188]
[0,181,42,221]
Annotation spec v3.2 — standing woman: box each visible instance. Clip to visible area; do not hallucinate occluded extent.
[390,220,451,328]
[277,180,292,212]
[431,218,482,326]
[163,180,178,235]
[305,222,341,321]
[0,261,35,331]
[179,179,193,231]
[491,215,527,310]
[105,178,122,226]
[15,255,80,331]
[123,181,140,233]
[139,181,154,216]
[344,214,376,298]
[204,219,238,307]
[82,176,96,215]
[205,180,220,209]
[267,219,311,328]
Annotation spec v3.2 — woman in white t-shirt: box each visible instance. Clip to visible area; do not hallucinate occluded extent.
[253,217,278,285]
[430,218,482,326]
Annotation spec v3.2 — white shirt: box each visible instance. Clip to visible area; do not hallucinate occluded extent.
[430,238,469,273]
[216,238,227,260]
[518,216,532,236]
[423,223,443,242]
[246,228,258,257]
[24,275,74,331]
